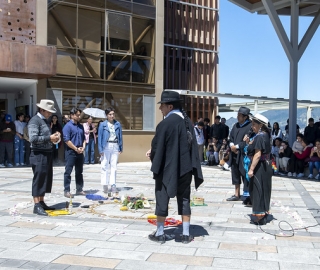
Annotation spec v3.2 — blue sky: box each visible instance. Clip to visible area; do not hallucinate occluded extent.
[218,1,320,118]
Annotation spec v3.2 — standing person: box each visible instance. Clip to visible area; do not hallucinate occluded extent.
[50,115,63,165]
[221,117,230,140]
[304,118,316,146]
[14,113,26,166]
[194,121,205,163]
[145,91,203,244]
[0,114,16,168]
[246,113,272,225]
[210,115,223,142]
[227,106,252,201]
[203,118,211,149]
[28,100,60,216]
[63,108,86,198]
[98,107,123,195]
[83,116,97,164]
[23,115,31,166]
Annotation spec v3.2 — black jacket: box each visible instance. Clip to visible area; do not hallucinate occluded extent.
[151,113,203,198]
[304,125,316,145]
[229,120,252,176]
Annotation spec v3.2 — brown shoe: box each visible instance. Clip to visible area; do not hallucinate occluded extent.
[76,190,86,196]
[64,192,74,198]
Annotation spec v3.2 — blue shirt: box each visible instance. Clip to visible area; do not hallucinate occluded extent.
[63,120,85,148]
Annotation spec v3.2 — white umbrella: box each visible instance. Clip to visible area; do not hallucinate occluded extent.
[83,108,106,118]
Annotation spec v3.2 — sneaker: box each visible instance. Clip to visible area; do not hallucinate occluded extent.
[287,172,292,177]
[7,163,13,167]
[223,163,230,171]
[315,174,320,180]
[20,163,25,166]
[181,234,194,244]
[308,174,314,179]
[0,164,5,168]
[292,173,297,177]
[226,195,240,201]
[297,173,304,178]
[15,163,20,166]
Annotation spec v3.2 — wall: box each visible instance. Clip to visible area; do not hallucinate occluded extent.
[16,83,37,116]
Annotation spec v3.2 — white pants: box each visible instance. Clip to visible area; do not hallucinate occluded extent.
[100,142,119,186]
[279,157,290,171]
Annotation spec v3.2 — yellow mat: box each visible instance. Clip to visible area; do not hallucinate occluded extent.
[45,210,71,216]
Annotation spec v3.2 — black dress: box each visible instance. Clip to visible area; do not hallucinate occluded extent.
[247,133,272,214]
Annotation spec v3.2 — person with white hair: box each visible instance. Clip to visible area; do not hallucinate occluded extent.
[245,113,272,225]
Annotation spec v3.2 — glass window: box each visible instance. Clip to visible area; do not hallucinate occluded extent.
[77,51,101,78]
[56,48,77,76]
[48,4,77,47]
[106,0,132,13]
[131,94,143,130]
[77,8,104,51]
[105,53,131,82]
[143,95,155,130]
[133,0,155,6]
[107,13,131,52]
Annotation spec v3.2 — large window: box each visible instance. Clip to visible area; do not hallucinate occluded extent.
[48,1,156,130]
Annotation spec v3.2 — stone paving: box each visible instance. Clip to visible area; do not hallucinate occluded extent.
[0,162,319,270]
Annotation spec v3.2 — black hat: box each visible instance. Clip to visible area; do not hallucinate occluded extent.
[238,106,250,116]
[157,91,182,104]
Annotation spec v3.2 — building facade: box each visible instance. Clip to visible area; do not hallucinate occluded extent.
[0,0,219,162]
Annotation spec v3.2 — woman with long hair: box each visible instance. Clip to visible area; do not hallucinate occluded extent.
[246,113,273,225]
[271,122,283,142]
[98,107,123,196]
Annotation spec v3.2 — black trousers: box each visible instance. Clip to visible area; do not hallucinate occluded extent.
[30,151,53,197]
[0,141,13,164]
[288,155,304,174]
[231,157,249,193]
[64,149,84,192]
[155,171,192,216]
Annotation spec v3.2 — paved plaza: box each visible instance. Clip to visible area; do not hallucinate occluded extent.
[0,162,319,269]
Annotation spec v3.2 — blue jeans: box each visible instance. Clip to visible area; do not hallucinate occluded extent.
[14,135,25,165]
[84,138,95,164]
[64,149,84,192]
[309,161,320,175]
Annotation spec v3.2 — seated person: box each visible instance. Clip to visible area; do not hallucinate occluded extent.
[218,138,230,167]
[271,137,282,172]
[292,133,304,154]
[308,139,320,180]
[278,141,292,174]
[288,137,312,178]
[206,136,221,165]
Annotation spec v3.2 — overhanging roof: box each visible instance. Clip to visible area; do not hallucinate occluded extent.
[229,0,320,16]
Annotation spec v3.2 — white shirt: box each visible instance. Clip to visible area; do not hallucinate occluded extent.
[107,121,117,141]
[14,120,26,134]
[194,125,204,145]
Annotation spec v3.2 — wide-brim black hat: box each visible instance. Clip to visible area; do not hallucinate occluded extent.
[157,91,183,104]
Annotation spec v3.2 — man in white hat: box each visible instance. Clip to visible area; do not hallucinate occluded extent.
[28,99,61,216]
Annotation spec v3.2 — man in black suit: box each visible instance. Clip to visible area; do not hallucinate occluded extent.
[146,91,203,244]
[227,106,252,201]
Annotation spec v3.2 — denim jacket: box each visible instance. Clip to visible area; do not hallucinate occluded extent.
[98,120,123,153]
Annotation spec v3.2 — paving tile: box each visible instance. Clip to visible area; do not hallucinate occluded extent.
[258,252,320,264]
[195,248,256,260]
[0,233,34,242]
[276,235,320,242]
[136,244,197,255]
[9,221,57,230]
[41,263,70,270]
[0,250,60,262]
[30,244,93,256]
[87,248,151,261]
[0,240,38,250]
[9,227,63,237]
[0,259,28,268]
[148,253,212,266]
[52,255,120,268]
[279,262,320,269]
[219,242,277,253]
[58,231,113,241]
[27,235,86,246]
[19,261,48,269]
[80,240,139,251]
[115,259,187,270]
[212,258,279,270]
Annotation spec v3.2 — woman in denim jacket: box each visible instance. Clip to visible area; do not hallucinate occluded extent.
[98,107,123,196]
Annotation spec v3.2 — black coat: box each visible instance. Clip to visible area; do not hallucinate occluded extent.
[151,113,203,198]
[229,120,252,176]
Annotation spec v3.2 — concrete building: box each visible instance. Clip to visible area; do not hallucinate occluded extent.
[0,0,219,161]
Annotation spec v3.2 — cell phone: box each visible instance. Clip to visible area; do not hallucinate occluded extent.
[280,146,283,149]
